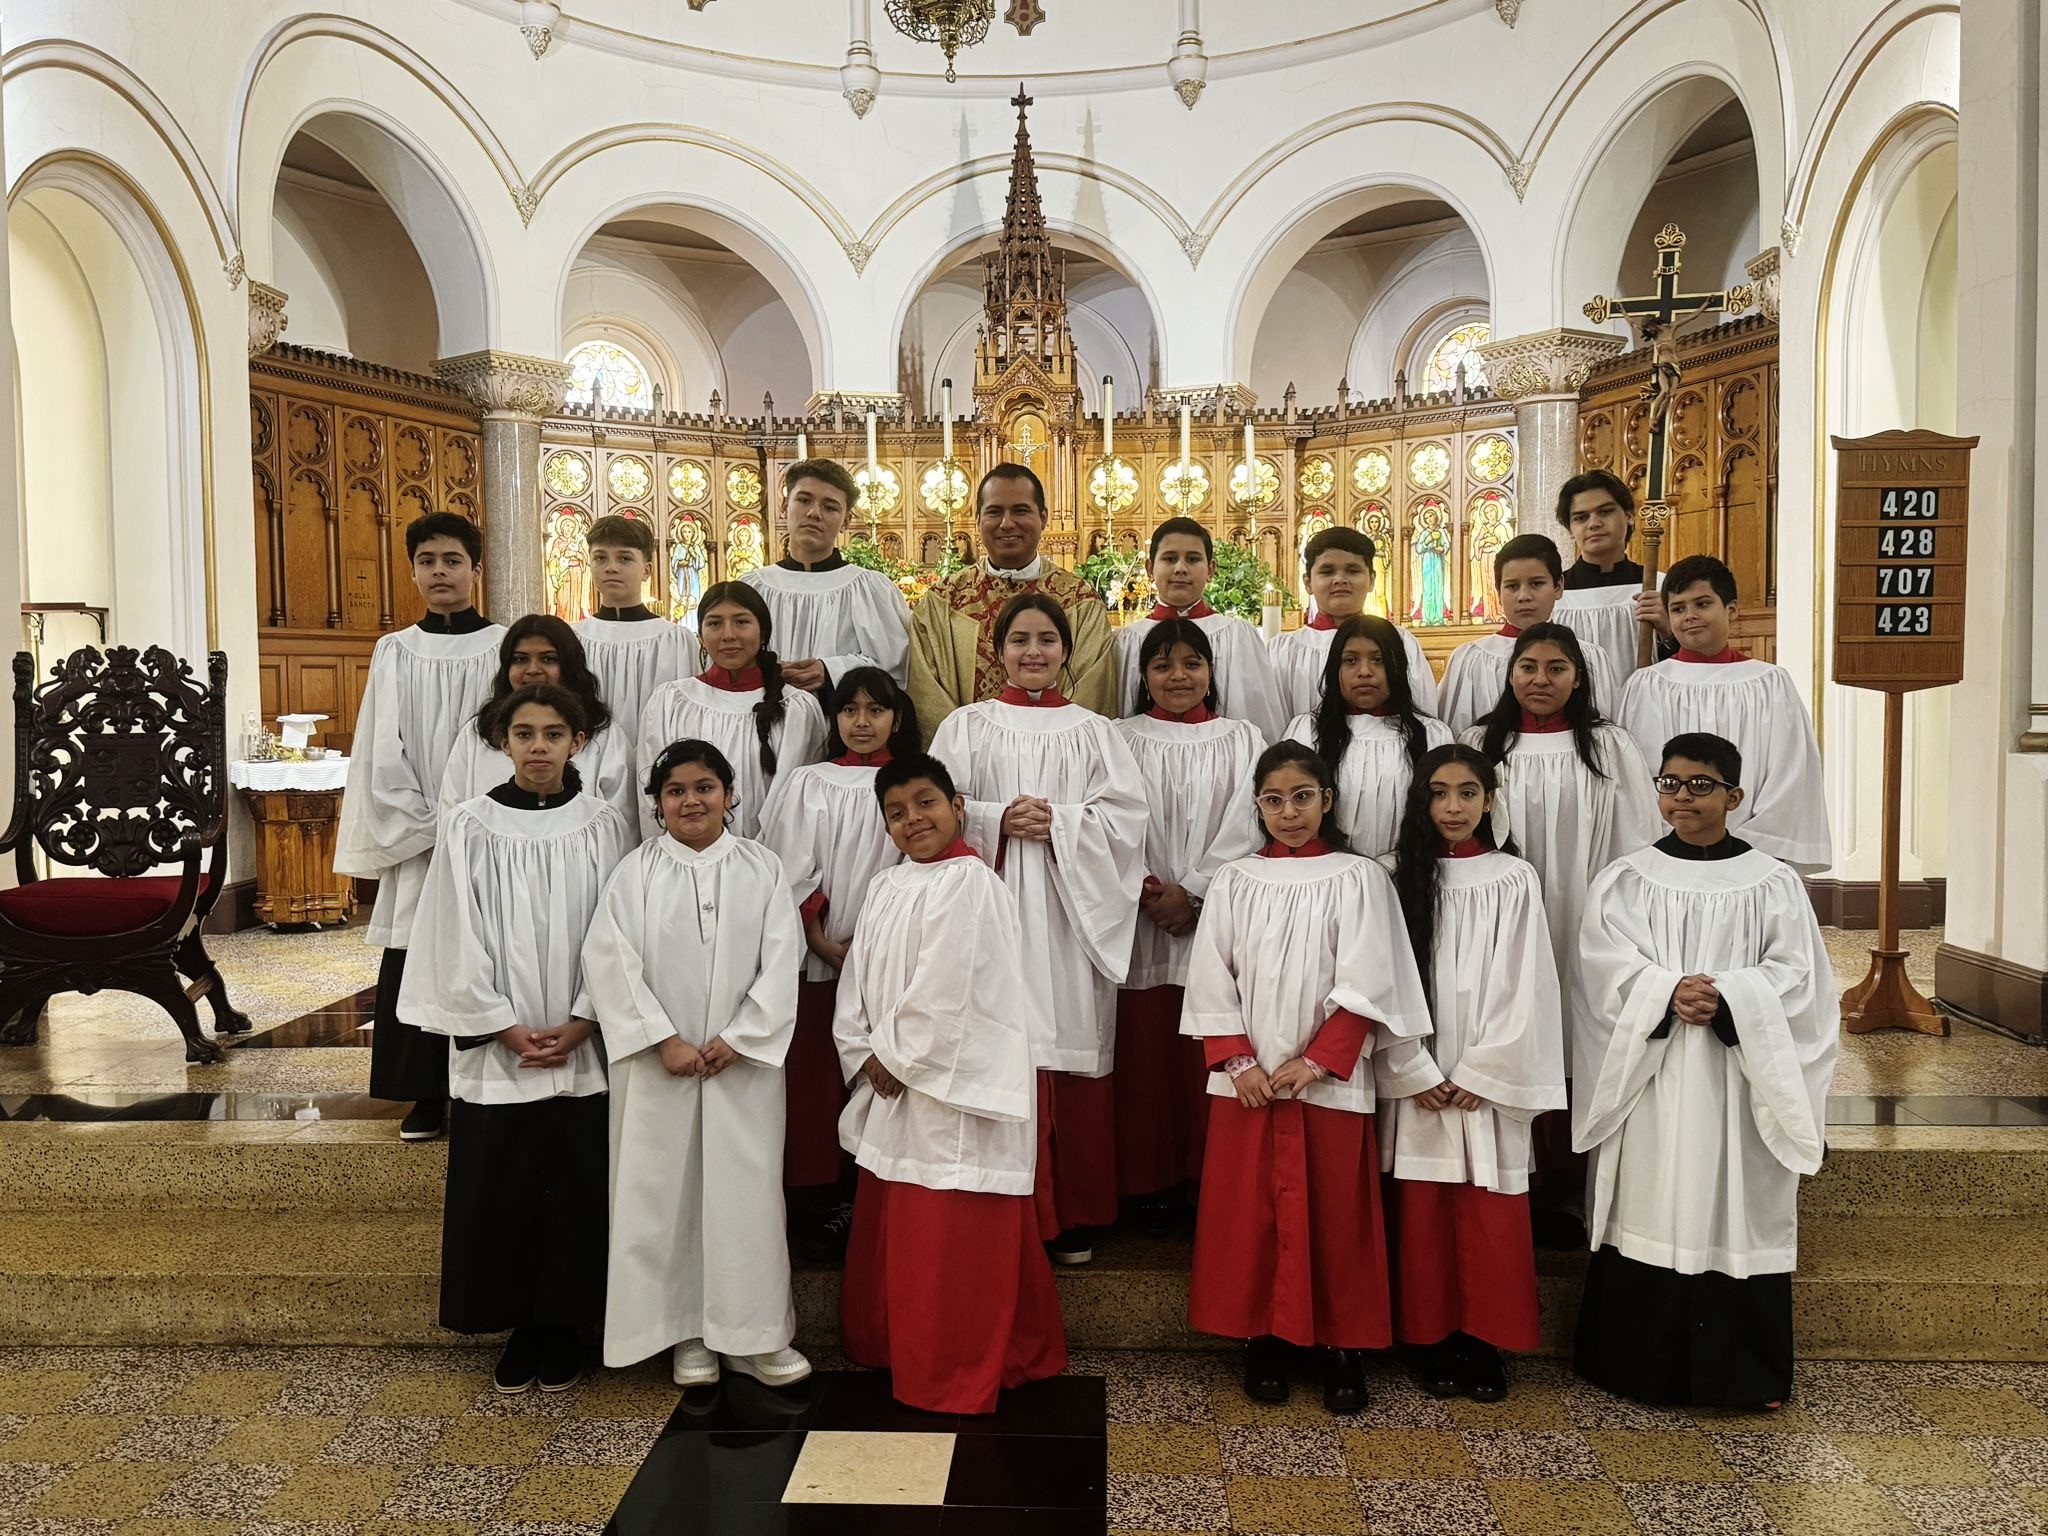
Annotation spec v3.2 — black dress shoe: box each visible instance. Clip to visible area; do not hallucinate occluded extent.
[1462,1337,1508,1403]
[1323,1347,1369,1415]
[1046,1228,1093,1265]
[1419,1337,1469,1400]
[1243,1335,1288,1403]
[399,1099,446,1142]
[1131,1195,1177,1239]
[493,1327,540,1394]
[1530,1206,1587,1251]
[537,1328,584,1393]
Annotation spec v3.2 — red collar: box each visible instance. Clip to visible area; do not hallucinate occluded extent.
[1441,837,1487,858]
[1261,836,1332,858]
[1147,704,1217,724]
[1519,709,1571,734]
[1497,624,1522,639]
[1305,610,1342,631]
[916,835,980,864]
[1676,646,1746,664]
[1147,600,1216,621]
[1345,703,1396,717]
[997,684,1070,708]
[835,749,892,767]
[699,664,764,692]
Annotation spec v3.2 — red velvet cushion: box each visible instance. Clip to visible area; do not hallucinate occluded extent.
[0,874,211,937]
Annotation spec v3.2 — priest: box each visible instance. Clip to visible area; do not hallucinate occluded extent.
[1572,732,1838,1409]
[908,463,1115,740]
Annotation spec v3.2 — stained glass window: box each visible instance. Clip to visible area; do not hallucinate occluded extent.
[669,460,709,505]
[544,451,591,500]
[607,455,653,503]
[1360,502,1394,617]
[726,464,764,510]
[727,514,765,580]
[1468,433,1514,484]
[1408,497,1454,627]
[1352,449,1393,498]
[563,340,654,412]
[668,513,708,622]
[1299,456,1336,502]
[1298,509,1333,563]
[1408,442,1452,490]
[1466,489,1516,621]
[544,506,593,622]
[1420,321,1490,394]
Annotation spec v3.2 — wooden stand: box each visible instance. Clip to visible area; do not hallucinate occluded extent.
[242,789,356,928]
[1840,690,1945,1035]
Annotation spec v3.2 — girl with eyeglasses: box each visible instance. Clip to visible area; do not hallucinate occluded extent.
[1181,741,1435,1416]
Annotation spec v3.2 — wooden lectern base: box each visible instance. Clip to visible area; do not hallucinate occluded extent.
[1841,949,1948,1036]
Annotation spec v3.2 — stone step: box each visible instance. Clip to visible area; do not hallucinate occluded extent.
[1806,1125,2048,1216]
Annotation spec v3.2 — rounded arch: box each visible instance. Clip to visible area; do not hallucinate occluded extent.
[560,302,712,414]
[1400,301,1492,393]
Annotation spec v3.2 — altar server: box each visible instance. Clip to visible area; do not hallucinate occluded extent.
[336,512,504,1143]
[574,515,702,735]
[836,753,1067,1414]
[1112,620,1264,1233]
[1573,732,1838,1409]
[1617,555,1832,872]
[581,738,810,1390]
[441,616,637,832]
[758,667,920,1258]
[635,582,827,841]
[1112,518,1287,741]
[1270,527,1439,719]
[1381,744,1565,1402]
[1552,469,1673,681]
[397,683,630,1394]
[1284,614,1452,857]
[929,591,1147,1266]
[743,459,913,690]
[1183,740,1436,1414]
[1438,535,1622,734]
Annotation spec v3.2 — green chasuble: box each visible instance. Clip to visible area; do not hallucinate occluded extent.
[908,562,1116,743]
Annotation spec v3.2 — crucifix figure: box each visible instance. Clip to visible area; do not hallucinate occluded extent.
[1005,417,1049,470]
[1584,223,1755,663]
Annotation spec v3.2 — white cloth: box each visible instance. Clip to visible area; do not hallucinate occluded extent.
[1437,629,1624,736]
[834,855,1039,1195]
[1458,722,1662,1073]
[1182,851,1437,1115]
[578,831,804,1364]
[1555,575,1661,684]
[1573,845,1839,1277]
[929,700,1148,1076]
[1268,621,1439,720]
[1617,659,1833,872]
[1282,711,1454,858]
[1111,715,1266,990]
[439,718,640,840]
[1375,852,1566,1194]
[231,758,349,792]
[396,793,629,1105]
[334,624,504,947]
[743,562,913,686]
[635,677,828,841]
[1113,612,1290,743]
[573,617,703,748]
[758,761,901,983]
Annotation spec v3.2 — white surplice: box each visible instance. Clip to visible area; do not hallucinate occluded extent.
[834,854,1039,1194]
[758,761,901,982]
[1113,612,1290,743]
[396,792,630,1104]
[1282,711,1454,858]
[1111,714,1266,990]
[635,677,828,841]
[1617,659,1833,872]
[1436,629,1625,736]
[1375,852,1566,1193]
[439,716,640,837]
[929,700,1148,1076]
[1572,844,1839,1277]
[1268,621,1439,720]
[335,623,504,947]
[1458,722,1661,1071]
[573,616,703,746]
[742,562,914,685]
[1182,850,1438,1111]
[578,831,805,1364]
[1555,576,1660,685]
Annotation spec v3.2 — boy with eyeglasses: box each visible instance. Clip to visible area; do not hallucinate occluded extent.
[1570,731,1838,1410]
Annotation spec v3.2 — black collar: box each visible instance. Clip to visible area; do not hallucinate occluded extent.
[592,603,659,622]
[1563,559,1645,590]
[417,607,489,634]
[776,550,847,573]
[1656,830,1751,861]
[488,763,583,810]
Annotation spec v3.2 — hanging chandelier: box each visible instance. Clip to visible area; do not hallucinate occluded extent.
[885,0,995,82]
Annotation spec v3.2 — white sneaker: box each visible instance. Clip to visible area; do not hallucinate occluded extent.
[672,1339,719,1387]
[728,1346,813,1388]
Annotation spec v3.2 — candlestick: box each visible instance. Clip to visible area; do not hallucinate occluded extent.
[941,379,954,461]
[1243,418,1255,483]
[1179,403,1191,465]
[796,430,808,461]
[1103,376,1114,457]
[865,410,878,473]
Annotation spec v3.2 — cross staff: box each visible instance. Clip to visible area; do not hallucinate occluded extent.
[1584,223,1755,665]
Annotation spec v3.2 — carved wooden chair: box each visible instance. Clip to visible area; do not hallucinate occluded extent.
[0,646,251,1063]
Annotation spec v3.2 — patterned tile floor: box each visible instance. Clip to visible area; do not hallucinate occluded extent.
[2,1347,2048,1533]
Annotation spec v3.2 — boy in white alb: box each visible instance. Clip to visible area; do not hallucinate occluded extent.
[1269,527,1438,719]
[1551,469,1676,682]
[1437,535,1622,734]
[574,514,703,743]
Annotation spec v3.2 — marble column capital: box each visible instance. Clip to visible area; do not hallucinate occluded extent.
[247,281,288,359]
[1477,328,1627,403]
[1744,247,1783,323]
[431,350,571,420]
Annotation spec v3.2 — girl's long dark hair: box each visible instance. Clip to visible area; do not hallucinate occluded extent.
[476,615,611,744]
[824,666,923,761]
[1312,614,1430,781]
[699,581,786,776]
[1131,617,1219,715]
[1251,740,1352,853]
[1475,622,1609,778]
[642,736,736,807]
[1390,743,1514,1003]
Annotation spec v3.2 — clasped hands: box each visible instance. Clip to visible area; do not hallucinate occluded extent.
[1139,876,1199,936]
[1669,973,1722,1027]
[1000,794,1054,842]
[498,1019,594,1070]
[1231,1058,1319,1108]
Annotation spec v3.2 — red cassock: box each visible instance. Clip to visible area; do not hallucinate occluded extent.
[784,975,849,1188]
[1112,983,1210,1194]
[1032,1071,1120,1237]
[1388,1178,1542,1351]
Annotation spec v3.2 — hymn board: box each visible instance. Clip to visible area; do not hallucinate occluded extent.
[1831,428,1978,1036]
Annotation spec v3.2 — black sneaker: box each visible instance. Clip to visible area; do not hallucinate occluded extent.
[1461,1337,1507,1403]
[537,1329,583,1393]
[494,1327,540,1394]
[399,1100,446,1142]
[1046,1228,1093,1266]
[794,1200,857,1264]
[1131,1195,1177,1239]
[1323,1347,1369,1415]
[1243,1335,1288,1404]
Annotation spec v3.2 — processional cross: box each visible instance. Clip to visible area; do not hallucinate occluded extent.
[1584,224,1755,664]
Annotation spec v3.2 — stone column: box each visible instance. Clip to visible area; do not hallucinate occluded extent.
[1477,328,1628,556]
[247,282,288,358]
[431,350,570,620]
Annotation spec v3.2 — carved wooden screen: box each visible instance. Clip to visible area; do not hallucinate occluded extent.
[1577,315,1779,659]
[250,344,484,743]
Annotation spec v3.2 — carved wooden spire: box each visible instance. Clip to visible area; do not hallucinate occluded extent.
[978,85,1073,387]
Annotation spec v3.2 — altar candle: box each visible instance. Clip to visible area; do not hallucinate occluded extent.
[1179,403,1191,465]
[796,430,808,461]
[942,379,954,461]
[1244,418,1256,484]
[1103,376,1114,457]
[866,410,878,473]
